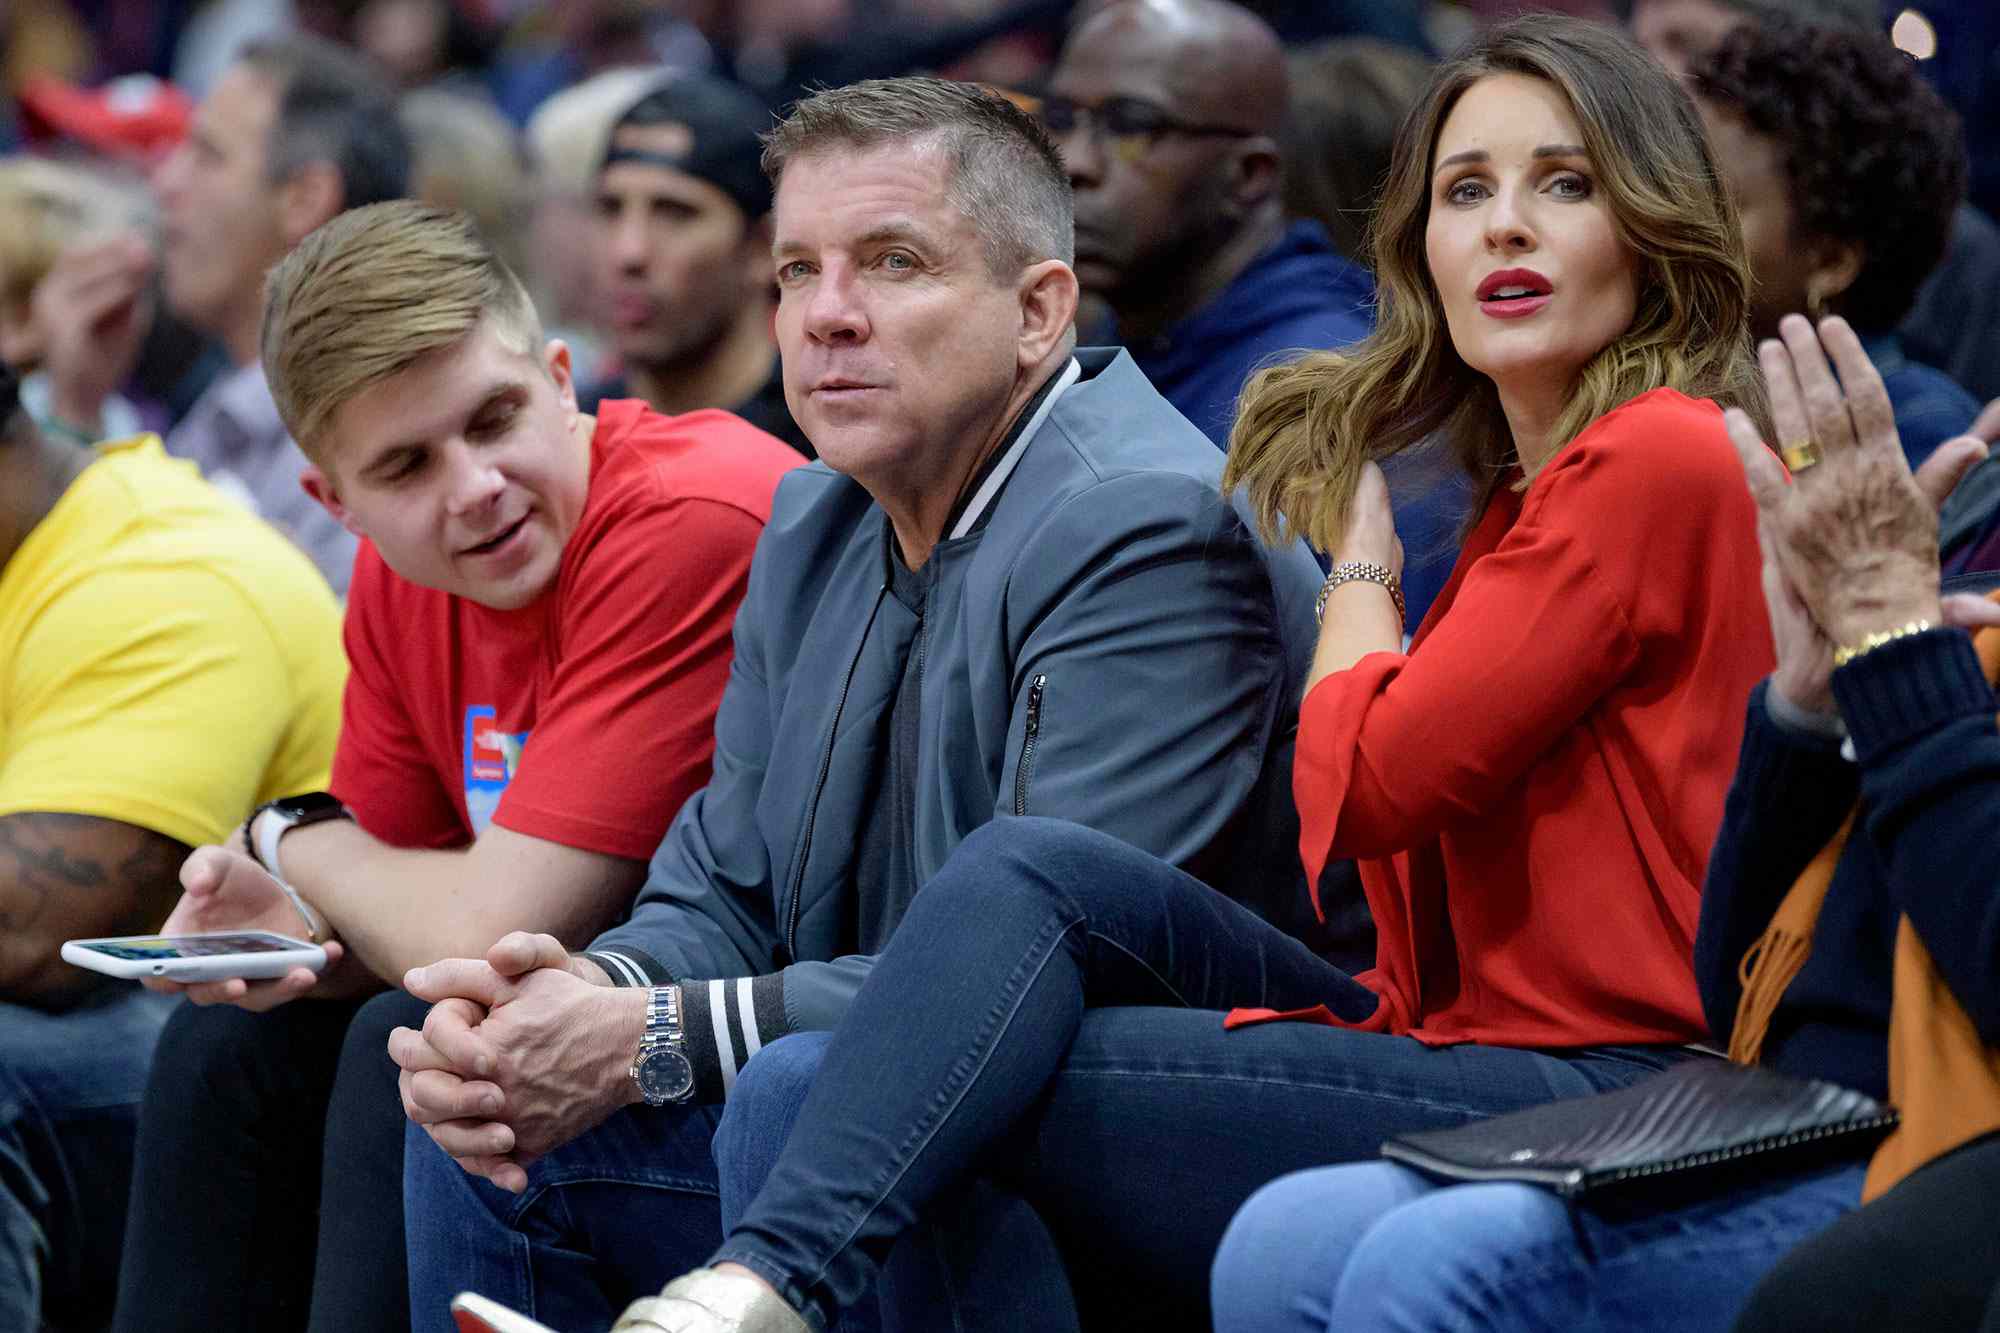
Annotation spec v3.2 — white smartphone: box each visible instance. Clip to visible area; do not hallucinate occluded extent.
[60,930,328,982]
[448,1292,559,1333]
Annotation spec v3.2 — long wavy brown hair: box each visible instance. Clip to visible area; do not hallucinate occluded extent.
[1225,14,1768,552]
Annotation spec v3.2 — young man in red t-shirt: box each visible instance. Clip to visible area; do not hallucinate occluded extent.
[109,201,800,1332]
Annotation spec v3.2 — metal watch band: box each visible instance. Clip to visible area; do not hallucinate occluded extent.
[631,985,696,1105]
[641,984,684,1050]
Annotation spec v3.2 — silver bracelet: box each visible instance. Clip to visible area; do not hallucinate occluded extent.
[1315,561,1406,628]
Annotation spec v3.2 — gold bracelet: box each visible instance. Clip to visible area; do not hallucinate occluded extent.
[1831,620,1933,667]
[1316,561,1406,628]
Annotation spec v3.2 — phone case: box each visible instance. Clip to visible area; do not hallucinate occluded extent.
[60,934,326,982]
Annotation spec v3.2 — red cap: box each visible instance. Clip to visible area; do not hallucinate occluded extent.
[17,74,193,163]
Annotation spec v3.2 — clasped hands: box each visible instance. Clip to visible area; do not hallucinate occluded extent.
[388,933,649,1193]
[1723,314,2000,716]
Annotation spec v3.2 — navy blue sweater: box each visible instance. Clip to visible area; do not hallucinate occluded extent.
[1696,629,2000,1100]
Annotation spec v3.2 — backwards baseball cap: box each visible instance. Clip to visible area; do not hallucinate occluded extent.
[17,75,192,163]
[599,74,774,222]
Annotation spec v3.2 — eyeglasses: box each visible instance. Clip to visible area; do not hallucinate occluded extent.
[1035,95,1257,162]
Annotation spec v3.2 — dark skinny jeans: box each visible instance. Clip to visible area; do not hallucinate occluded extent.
[112,989,427,1333]
[713,817,1689,1330]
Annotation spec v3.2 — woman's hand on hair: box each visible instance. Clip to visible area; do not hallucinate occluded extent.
[1334,461,1404,578]
[1722,315,1977,649]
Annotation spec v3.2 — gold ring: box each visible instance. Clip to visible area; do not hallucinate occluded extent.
[1779,438,1821,473]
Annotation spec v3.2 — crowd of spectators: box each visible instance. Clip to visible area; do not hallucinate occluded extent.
[0,1,1996,1331]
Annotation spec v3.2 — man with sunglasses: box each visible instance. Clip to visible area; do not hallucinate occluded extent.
[1040,0,1374,449]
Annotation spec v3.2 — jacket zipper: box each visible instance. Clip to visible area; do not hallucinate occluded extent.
[1013,674,1046,816]
[781,586,888,964]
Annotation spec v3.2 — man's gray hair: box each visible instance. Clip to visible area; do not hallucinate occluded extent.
[761,77,1073,279]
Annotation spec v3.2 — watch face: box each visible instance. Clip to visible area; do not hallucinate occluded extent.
[636,1047,695,1104]
[274,792,348,820]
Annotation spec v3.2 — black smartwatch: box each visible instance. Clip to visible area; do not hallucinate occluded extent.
[245,792,353,873]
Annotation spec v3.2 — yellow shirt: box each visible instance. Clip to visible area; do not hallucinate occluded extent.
[0,436,345,846]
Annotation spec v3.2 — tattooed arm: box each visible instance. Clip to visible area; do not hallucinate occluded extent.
[0,812,191,1009]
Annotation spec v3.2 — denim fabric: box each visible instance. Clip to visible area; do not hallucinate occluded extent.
[718,1033,1066,1333]
[1736,1133,2000,1333]
[1211,1158,1863,1333]
[312,990,432,1332]
[112,995,379,1333]
[0,987,176,1333]
[709,818,1688,1331]
[721,1018,1684,1332]
[403,1102,727,1333]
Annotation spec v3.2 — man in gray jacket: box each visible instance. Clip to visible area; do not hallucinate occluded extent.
[384,77,1340,1330]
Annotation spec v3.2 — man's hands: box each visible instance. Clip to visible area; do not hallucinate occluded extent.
[1725,315,2000,715]
[144,846,357,1009]
[36,234,154,435]
[391,933,646,1193]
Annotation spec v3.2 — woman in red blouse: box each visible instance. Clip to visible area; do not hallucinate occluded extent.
[1221,24,1778,1055]
[492,16,1781,1333]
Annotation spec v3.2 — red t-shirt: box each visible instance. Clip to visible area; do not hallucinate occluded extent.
[1232,389,1776,1049]
[331,400,802,859]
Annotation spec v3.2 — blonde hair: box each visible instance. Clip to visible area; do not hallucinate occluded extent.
[0,156,151,316]
[261,200,543,462]
[1225,14,1768,551]
[401,90,531,284]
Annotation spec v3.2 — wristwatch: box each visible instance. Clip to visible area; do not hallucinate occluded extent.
[246,793,353,873]
[631,985,696,1106]
[243,793,353,943]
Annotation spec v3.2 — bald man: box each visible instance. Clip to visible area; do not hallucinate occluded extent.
[1041,0,1373,448]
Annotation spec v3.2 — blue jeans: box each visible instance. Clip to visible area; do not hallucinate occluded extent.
[717,1034,1064,1333]
[404,1100,728,1333]
[710,819,1688,1331]
[0,987,176,1332]
[1210,1158,1865,1332]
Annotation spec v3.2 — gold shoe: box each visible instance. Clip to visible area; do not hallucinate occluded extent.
[611,1268,810,1333]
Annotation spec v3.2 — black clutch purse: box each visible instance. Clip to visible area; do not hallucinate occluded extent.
[1380,1058,1898,1200]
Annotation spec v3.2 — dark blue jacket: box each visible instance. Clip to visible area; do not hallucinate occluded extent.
[1128,220,1372,452]
[1695,631,2000,1099]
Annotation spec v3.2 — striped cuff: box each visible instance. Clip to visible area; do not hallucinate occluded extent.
[580,948,672,988]
[679,975,791,1103]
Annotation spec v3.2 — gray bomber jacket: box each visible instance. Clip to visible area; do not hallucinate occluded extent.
[583,349,1350,1099]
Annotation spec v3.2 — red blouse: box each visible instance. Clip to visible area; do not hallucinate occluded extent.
[1234,388,1776,1048]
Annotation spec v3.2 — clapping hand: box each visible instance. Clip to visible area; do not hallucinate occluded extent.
[1723,315,2000,716]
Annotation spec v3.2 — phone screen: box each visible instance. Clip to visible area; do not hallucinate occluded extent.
[79,934,300,961]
